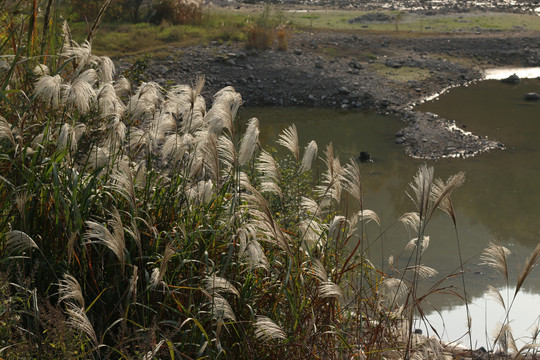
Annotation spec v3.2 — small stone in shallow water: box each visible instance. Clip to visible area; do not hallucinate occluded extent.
[501,73,521,84]
[524,92,540,101]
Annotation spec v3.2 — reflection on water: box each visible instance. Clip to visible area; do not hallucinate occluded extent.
[483,67,540,80]
[239,83,540,346]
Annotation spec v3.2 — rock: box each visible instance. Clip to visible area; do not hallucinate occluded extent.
[385,58,402,69]
[293,49,303,55]
[358,151,373,163]
[349,59,363,70]
[314,62,324,69]
[338,87,350,95]
[395,137,405,144]
[501,73,521,84]
[524,92,540,101]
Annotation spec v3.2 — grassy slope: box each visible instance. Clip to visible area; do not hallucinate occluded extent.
[74,7,540,58]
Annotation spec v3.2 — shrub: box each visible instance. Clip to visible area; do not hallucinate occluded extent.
[276,24,289,51]
[148,0,204,25]
[246,4,290,51]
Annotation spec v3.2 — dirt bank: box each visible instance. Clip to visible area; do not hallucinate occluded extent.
[118,17,540,159]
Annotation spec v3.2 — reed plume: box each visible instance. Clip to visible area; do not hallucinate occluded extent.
[34,74,63,109]
[257,150,282,196]
[84,207,126,272]
[65,302,98,346]
[254,316,286,342]
[204,274,240,297]
[238,117,259,166]
[5,230,38,253]
[515,243,540,297]
[97,83,125,119]
[300,140,318,173]
[58,274,84,307]
[407,164,434,218]
[0,116,16,146]
[114,76,131,97]
[277,124,299,162]
[479,242,511,282]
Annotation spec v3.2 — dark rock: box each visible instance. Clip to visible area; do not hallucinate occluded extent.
[385,58,402,69]
[338,87,350,94]
[349,59,363,70]
[293,49,303,55]
[314,62,324,69]
[501,73,521,84]
[358,151,373,163]
[524,92,540,101]
[395,137,405,144]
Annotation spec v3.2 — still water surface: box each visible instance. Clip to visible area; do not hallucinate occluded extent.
[239,78,540,347]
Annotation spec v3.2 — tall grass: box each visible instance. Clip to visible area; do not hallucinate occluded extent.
[2,2,540,359]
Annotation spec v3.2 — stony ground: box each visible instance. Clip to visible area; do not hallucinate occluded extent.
[117,10,540,159]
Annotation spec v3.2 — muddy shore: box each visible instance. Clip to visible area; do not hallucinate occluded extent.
[119,11,540,159]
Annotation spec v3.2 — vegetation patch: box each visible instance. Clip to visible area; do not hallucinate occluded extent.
[369,63,433,82]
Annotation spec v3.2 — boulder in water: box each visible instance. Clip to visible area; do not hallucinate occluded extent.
[358,151,373,163]
[501,73,521,84]
[524,92,540,101]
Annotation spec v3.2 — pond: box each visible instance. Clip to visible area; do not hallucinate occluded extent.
[238,75,540,349]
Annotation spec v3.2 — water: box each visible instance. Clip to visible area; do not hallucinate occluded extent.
[238,76,540,348]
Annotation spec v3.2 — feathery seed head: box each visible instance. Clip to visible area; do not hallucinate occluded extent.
[62,77,97,114]
[405,264,438,279]
[84,208,126,272]
[277,124,299,162]
[65,302,98,346]
[254,316,286,342]
[399,212,420,233]
[405,235,430,254]
[238,117,259,166]
[300,140,318,173]
[98,56,115,83]
[204,275,240,297]
[58,274,84,307]
[256,150,282,196]
[33,63,50,76]
[6,230,38,253]
[114,76,131,97]
[210,294,236,322]
[408,164,434,217]
[0,116,15,145]
[98,83,125,119]
[127,82,163,120]
[479,242,511,282]
[35,74,63,109]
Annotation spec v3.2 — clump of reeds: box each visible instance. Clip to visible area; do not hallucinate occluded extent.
[3,3,539,360]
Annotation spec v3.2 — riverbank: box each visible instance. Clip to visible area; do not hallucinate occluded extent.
[116,9,540,159]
